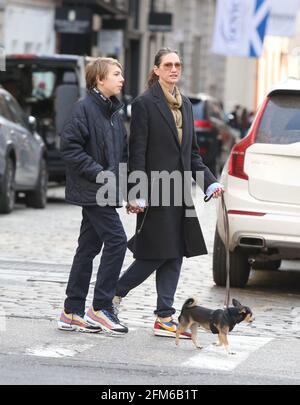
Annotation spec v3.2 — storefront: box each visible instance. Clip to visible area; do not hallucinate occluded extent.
[56,0,128,57]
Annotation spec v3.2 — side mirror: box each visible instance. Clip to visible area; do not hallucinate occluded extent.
[28,116,37,133]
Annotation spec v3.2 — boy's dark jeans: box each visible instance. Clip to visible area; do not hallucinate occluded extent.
[64,205,127,315]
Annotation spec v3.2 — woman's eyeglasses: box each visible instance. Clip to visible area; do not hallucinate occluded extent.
[161,62,182,71]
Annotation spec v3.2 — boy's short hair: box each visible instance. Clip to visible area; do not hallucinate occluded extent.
[85,57,123,90]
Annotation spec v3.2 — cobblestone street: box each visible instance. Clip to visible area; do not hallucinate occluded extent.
[1,185,300,339]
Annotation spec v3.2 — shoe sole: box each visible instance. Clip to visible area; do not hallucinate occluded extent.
[84,316,128,336]
[57,321,102,334]
[154,329,191,339]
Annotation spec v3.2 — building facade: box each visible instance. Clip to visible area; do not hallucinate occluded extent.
[1,0,60,54]
[146,0,226,100]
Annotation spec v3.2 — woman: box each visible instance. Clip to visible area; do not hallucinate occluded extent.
[115,48,223,338]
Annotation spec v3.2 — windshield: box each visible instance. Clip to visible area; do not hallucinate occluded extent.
[256,94,300,145]
[189,98,205,120]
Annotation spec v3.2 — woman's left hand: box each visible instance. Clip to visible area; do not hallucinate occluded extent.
[212,188,224,199]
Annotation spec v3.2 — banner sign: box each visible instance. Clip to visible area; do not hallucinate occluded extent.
[212,0,271,58]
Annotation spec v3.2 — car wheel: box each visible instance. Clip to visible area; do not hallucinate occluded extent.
[253,259,282,271]
[25,158,48,209]
[213,227,251,288]
[0,157,16,214]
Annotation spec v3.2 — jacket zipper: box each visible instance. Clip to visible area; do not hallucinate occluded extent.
[110,105,124,127]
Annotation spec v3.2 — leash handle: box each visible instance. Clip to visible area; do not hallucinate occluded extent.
[136,178,155,235]
[204,194,213,203]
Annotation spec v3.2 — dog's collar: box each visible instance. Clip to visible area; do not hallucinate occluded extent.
[225,308,240,331]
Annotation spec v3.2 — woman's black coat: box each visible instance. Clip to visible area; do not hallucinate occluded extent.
[128,81,217,260]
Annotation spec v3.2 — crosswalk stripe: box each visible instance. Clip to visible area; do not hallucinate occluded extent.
[181,335,272,371]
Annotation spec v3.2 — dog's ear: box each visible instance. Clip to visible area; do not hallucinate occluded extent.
[232,299,242,308]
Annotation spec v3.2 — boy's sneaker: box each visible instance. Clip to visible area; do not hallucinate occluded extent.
[84,307,128,335]
[57,311,102,333]
[153,318,192,339]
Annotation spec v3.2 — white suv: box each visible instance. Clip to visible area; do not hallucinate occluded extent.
[213,79,300,287]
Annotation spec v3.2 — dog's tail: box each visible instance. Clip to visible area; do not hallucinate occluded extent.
[182,298,198,309]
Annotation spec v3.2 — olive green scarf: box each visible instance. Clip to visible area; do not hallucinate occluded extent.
[160,81,183,145]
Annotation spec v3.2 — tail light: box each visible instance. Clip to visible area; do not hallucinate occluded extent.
[228,97,269,180]
[199,147,208,155]
[194,120,213,129]
[8,54,37,59]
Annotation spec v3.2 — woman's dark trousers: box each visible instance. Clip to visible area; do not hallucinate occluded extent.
[116,258,183,318]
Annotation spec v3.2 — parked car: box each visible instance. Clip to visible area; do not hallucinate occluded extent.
[0,54,96,183]
[0,87,47,214]
[213,79,300,287]
[188,94,239,176]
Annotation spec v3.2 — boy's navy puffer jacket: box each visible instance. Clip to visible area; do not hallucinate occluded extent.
[60,89,128,207]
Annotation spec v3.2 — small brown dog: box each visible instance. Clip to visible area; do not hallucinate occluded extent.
[176,298,255,353]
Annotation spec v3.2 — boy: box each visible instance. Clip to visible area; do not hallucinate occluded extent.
[57,58,128,335]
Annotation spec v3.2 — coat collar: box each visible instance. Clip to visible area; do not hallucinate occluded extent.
[150,81,189,150]
[88,88,124,117]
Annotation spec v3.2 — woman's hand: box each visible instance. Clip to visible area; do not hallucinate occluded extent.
[212,188,224,199]
[126,200,145,214]
[205,183,225,201]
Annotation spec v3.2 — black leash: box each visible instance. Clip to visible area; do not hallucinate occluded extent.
[136,178,155,235]
[204,191,230,309]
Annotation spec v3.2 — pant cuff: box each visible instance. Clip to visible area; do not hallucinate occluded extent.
[154,308,176,318]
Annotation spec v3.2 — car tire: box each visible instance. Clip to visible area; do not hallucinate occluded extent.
[253,259,281,271]
[0,157,16,214]
[25,158,48,209]
[213,227,251,288]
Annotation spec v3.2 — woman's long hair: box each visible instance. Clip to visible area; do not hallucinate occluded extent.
[147,48,182,88]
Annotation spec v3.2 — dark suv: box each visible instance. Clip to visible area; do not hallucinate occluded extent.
[0,54,92,182]
[189,94,239,176]
[0,88,47,214]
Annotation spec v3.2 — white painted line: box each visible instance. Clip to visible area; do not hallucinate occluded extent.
[25,343,95,359]
[182,336,272,372]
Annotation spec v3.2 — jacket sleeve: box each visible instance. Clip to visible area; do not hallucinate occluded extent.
[189,103,218,192]
[129,98,148,172]
[121,122,128,164]
[60,104,103,182]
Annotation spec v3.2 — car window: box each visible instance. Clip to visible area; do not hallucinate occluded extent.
[256,94,300,144]
[32,71,56,100]
[209,101,223,120]
[5,94,28,128]
[190,99,205,120]
[0,94,14,121]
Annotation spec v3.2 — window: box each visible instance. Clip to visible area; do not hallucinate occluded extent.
[5,94,28,128]
[190,98,205,120]
[209,101,223,120]
[257,94,300,145]
[32,71,56,100]
[0,94,14,122]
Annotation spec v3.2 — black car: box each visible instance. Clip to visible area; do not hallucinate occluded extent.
[0,54,94,183]
[189,94,239,176]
